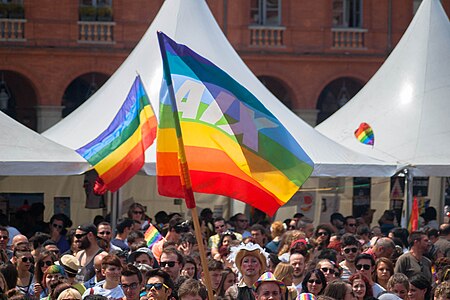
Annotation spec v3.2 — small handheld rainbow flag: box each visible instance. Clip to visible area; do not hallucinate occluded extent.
[354,122,374,146]
[144,223,163,249]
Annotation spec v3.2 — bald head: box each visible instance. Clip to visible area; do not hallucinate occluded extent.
[12,235,29,250]
[94,252,108,281]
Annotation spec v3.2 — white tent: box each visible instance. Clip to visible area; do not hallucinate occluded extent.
[316,0,450,177]
[0,111,88,175]
[43,0,395,177]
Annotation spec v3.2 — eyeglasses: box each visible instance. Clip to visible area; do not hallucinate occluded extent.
[160,261,177,268]
[145,283,169,291]
[39,261,53,267]
[215,224,225,229]
[317,232,329,236]
[308,279,322,284]
[356,264,371,271]
[98,231,111,235]
[347,224,357,227]
[21,257,33,263]
[237,219,248,223]
[122,282,139,290]
[52,223,63,229]
[343,247,358,254]
[74,232,88,239]
[0,236,8,240]
[320,268,339,277]
[132,211,144,215]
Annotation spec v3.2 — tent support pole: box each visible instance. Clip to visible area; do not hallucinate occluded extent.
[404,168,413,229]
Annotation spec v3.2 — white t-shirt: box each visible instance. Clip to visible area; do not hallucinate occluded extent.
[82,284,125,300]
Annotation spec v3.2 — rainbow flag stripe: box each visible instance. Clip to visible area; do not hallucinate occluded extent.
[156,32,314,216]
[354,122,374,145]
[76,75,157,192]
[408,197,419,232]
[144,223,163,249]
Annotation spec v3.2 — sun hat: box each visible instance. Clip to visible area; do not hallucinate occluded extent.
[228,243,268,276]
[252,272,286,293]
[58,254,80,276]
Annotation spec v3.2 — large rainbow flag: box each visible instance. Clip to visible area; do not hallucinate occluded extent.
[156,32,314,216]
[76,75,157,192]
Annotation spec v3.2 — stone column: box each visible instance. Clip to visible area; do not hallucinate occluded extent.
[293,109,319,127]
[35,105,64,133]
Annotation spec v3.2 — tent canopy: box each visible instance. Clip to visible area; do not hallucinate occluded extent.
[43,0,395,177]
[0,112,88,175]
[316,0,450,176]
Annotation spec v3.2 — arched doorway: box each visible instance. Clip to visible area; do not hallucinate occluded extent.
[62,72,109,117]
[258,75,293,109]
[316,77,364,124]
[0,70,38,130]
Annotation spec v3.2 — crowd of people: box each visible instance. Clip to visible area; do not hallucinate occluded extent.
[0,203,449,300]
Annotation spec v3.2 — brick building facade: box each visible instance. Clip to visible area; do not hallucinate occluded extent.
[0,0,448,132]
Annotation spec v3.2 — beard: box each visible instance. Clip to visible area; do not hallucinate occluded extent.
[78,238,91,250]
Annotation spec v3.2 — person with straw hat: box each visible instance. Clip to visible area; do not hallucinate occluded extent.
[226,243,269,300]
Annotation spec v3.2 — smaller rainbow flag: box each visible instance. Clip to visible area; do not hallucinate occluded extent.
[354,122,374,146]
[144,223,163,249]
[76,75,157,192]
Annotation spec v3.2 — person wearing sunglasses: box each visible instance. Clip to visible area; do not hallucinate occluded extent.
[120,264,143,300]
[316,259,340,284]
[355,253,385,298]
[314,225,332,251]
[160,248,184,283]
[300,269,327,296]
[13,248,34,295]
[75,224,106,282]
[49,214,72,254]
[344,216,358,235]
[30,249,57,299]
[145,269,174,300]
[96,222,121,253]
[340,234,361,281]
[127,203,150,230]
[82,254,125,299]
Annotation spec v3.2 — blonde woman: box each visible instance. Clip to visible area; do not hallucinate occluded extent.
[266,221,286,254]
[273,262,298,300]
[56,287,82,300]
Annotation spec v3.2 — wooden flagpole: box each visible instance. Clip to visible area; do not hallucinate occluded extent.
[158,32,215,300]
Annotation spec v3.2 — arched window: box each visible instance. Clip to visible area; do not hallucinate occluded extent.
[250,0,281,26]
[258,75,292,109]
[316,77,363,124]
[62,72,108,118]
[332,0,363,28]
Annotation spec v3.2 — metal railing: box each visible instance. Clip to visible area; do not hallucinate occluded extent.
[249,25,285,47]
[78,21,115,44]
[0,18,26,41]
[332,27,367,49]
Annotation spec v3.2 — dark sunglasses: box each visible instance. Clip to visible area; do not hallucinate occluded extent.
[321,267,339,277]
[343,247,358,254]
[132,211,144,215]
[308,279,322,284]
[98,231,111,235]
[21,257,33,263]
[160,261,177,268]
[122,282,139,290]
[317,232,329,236]
[356,264,371,271]
[74,232,88,239]
[145,283,168,291]
[0,235,8,240]
[52,223,63,229]
[347,224,357,227]
[39,261,53,267]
